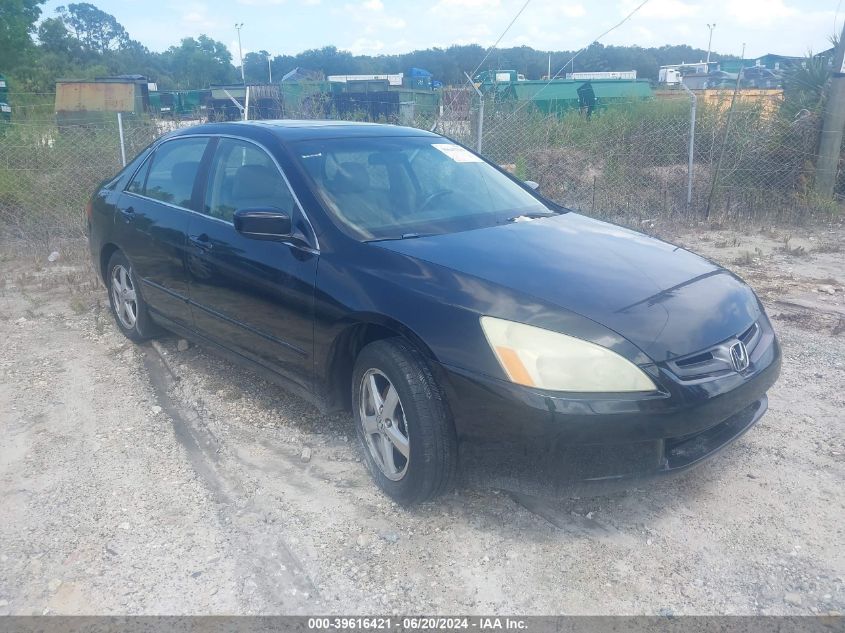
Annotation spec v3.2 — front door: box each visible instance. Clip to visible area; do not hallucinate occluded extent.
[186,137,318,390]
[116,136,210,330]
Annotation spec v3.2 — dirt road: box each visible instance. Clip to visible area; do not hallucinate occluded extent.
[0,227,843,615]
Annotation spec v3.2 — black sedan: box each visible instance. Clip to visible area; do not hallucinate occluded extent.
[87,121,781,505]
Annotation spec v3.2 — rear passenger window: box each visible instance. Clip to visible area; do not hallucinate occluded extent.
[126,155,151,195]
[141,138,208,209]
[204,139,295,222]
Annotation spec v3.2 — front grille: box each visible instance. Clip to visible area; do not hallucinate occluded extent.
[666,319,764,381]
[675,350,713,368]
[738,322,761,351]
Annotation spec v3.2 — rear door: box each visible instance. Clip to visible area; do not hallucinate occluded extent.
[186,136,318,389]
[116,136,211,330]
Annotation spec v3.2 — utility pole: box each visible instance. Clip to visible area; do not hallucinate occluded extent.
[815,20,845,197]
[267,53,273,83]
[235,23,245,84]
[706,24,716,64]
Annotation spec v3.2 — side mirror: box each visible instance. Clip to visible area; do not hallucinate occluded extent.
[233,208,292,240]
[524,180,540,192]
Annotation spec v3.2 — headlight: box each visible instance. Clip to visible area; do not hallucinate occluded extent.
[480,316,657,392]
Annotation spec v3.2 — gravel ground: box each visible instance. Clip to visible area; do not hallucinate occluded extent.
[0,226,843,615]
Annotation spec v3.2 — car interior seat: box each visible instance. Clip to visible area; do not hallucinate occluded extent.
[325,162,394,228]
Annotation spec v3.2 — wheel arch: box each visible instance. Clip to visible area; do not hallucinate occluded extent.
[99,243,121,283]
[324,314,440,412]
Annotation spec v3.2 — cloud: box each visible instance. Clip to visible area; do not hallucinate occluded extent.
[236,0,285,5]
[107,0,836,60]
[349,37,385,53]
[434,0,502,8]
[338,0,406,41]
[560,4,586,18]
[620,0,701,20]
[181,4,216,30]
[431,0,502,16]
[724,0,797,27]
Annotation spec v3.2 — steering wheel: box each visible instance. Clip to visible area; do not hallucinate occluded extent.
[418,189,453,212]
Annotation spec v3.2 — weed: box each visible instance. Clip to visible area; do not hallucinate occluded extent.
[734,251,755,266]
[734,247,764,266]
[69,295,88,315]
[779,236,807,257]
[813,241,842,254]
[714,236,741,248]
[92,297,107,335]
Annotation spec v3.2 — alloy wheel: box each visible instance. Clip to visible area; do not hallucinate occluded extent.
[110,264,138,330]
[359,369,410,481]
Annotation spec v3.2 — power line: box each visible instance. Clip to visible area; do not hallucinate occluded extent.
[438,0,532,122]
[493,0,654,124]
[468,0,532,81]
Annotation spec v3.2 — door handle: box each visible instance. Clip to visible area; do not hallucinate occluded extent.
[119,206,135,223]
[189,234,213,252]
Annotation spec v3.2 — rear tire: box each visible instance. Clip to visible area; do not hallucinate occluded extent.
[106,250,157,342]
[352,338,457,506]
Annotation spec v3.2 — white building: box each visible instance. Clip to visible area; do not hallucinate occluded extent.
[565,71,637,80]
[658,62,717,84]
[327,74,404,86]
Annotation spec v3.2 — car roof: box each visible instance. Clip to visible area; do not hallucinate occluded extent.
[172,119,440,143]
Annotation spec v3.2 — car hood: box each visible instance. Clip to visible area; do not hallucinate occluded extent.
[374,213,761,361]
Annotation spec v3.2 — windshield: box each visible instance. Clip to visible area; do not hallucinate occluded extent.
[292,136,553,240]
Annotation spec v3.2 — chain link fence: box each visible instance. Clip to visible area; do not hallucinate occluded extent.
[0,116,195,244]
[436,87,833,226]
[0,87,838,248]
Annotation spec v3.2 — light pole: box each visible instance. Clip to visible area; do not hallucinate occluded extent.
[706,23,716,65]
[235,23,245,84]
[267,53,273,83]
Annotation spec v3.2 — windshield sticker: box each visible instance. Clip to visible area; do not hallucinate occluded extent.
[432,143,483,163]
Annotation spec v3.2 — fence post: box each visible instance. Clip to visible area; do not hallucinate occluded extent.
[477,96,484,154]
[680,82,696,207]
[117,112,127,167]
[706,44,745,219]
[464,71,484,153]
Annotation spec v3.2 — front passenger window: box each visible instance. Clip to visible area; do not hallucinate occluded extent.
[204,139,295,222]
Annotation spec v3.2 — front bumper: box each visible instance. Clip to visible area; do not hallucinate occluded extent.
[437,326,781,496]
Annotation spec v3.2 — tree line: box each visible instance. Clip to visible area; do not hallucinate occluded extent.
[2,0,734,93]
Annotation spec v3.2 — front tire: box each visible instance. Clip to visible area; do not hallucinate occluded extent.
[352,338,457,506]
[106,250,156,342]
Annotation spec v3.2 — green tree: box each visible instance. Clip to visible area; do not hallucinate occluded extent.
[783,54,831,117]
[163,35,235,88]
[244,50,272,83]
[0,0,45,70]
[37,16,82,59]
[56,2,130,54]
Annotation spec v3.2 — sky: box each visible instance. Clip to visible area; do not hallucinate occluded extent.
[41,0,841,62]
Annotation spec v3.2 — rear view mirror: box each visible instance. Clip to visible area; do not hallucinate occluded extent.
[233,208,292,240]
[524,180,540,192]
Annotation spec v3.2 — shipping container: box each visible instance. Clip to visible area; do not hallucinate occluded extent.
[55,75,150,126]
[0,73,10,123]
[207,84,281,121]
